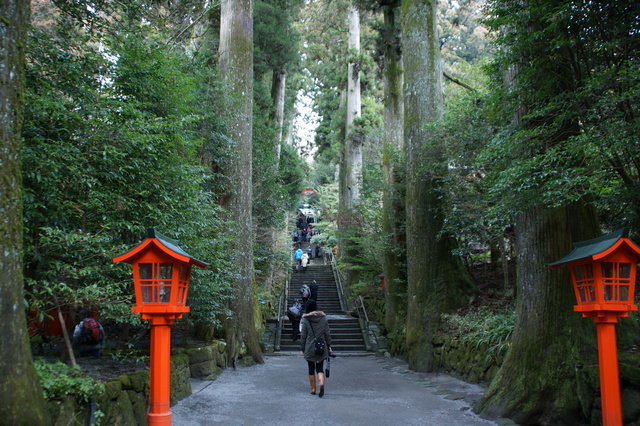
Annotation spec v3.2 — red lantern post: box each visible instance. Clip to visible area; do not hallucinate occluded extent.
[550,228,639,426]
[113,229,207,425]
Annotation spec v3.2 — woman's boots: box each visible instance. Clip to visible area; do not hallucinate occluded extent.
[308,375,316,395]
[308,373,325,397]
[317,372,325,397]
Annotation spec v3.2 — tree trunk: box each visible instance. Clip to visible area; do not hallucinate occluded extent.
[258,70,287,294]
[336,82,348,264]
[0,0,50,422]
[381,4,406,335]
[344,4,362,209]
[218,0,263,364]
[271,70,286,158]
[336,4,364,288]
[402,0,474,372]
[476,201,600,424]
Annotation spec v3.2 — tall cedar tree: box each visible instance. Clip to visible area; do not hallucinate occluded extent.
[402,0,474,372]
[380,1,407,338]
[0,0,50,422]
[218,0,264,364]
[339,3,364,289]
[475,0,615,422]
[344,4,362,208]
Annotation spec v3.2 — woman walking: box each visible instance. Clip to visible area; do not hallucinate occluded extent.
[300,300,332,397]
[301,252,309,273]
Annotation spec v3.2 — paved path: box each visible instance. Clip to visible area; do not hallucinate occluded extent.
[171,354,502,425]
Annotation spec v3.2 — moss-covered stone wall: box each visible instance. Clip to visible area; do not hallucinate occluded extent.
[432,334,506,384]
[47,341,228,425]
[433,334,640,423]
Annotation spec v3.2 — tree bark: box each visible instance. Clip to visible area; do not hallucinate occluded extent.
[271,71,286,158]
[0,0,50,422]
[344,4,362,209]
[338,4,363,288]
[476,201,600,424]
[381,4,406,335]
[218,0,263,364]
[475,2,615,419]
[402,0,474,372]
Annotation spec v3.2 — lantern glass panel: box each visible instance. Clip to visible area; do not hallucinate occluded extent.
[601,262,613,279]
[573,264,595,303]
[176,264,191,305]
[620,286,629,301]
[158,263,172,303]
[138,262,173,303]
[140,263,152,279]
[619,263,631,278]
[139,263,153,303]
[160,263,172,280]
[601,262,632,302]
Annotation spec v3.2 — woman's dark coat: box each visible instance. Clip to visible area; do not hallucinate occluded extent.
[300,311,331,362]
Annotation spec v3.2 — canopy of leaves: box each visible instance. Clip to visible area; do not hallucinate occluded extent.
[479,0,640,230]
[23,3,233,328]
[24,0,311,337]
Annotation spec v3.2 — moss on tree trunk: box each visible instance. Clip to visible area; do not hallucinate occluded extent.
[476,202,600,424]
[381,4,407,336]
[401,0,474,372]
[218,0,263,365]
[0,0,51,423]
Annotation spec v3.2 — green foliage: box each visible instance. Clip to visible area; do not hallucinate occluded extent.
[34,358,105,403]
[479,0,640,230]
[438,0,491,67]
[279,143,307,204]
[113,33,196,118]
[297,0,352,163]
[441,305,515,361]
[22,5,233,330]
[254,0,302,77]
[106,349,149,364]
[350,98,384,147]
[310,162,336,186]
[440,84,511,260]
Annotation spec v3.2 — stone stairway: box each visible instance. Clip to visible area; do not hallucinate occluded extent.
[279,259,368,354]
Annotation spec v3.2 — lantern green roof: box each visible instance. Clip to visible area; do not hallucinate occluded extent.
[549,228,629,268]
[146,228,208,268]
[112,228,208,268]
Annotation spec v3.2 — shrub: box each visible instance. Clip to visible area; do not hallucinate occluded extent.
[441,305,515,361]
[34,358,105,403]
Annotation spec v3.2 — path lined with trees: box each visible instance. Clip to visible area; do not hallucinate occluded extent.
[1,0,638,424]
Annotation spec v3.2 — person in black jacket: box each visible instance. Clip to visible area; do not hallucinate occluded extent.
[287,299,303,341]
[309,280,318,302]
[300,300,331,397]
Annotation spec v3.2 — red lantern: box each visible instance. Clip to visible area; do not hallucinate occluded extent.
[550,228,639,317]
[113,228,208,317]
[551,228,640,426]
[113,229,207,425]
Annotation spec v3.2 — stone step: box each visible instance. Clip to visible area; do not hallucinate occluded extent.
[279,342,367,352]
[274,258,368,353]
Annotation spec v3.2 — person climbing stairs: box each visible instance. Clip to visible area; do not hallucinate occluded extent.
[279,249,368,353]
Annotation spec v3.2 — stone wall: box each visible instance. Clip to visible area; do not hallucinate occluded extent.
[432,334,640,423]
[432,334,506,384]
[47,341,228,425]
